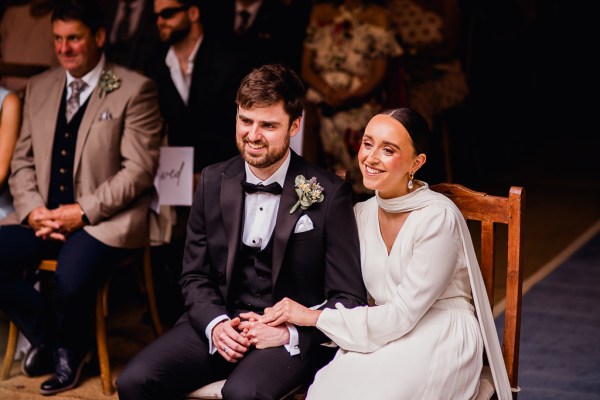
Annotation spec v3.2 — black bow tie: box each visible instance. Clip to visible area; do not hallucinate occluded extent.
[241,181,283,195]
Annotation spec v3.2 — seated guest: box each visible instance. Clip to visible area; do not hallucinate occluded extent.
[102,0,161,73]
[202,0,306,72]
[0,83,21,220]
[144,0,253,326]
[0,0,162,395]
[116,63,367,400]
[260,108,512,399]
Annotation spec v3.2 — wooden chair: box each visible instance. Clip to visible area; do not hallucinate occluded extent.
[430,183,524,399]
[0,243,164,395]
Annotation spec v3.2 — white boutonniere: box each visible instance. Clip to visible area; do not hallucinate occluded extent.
[290,175,324,214]
[98,69,121,98]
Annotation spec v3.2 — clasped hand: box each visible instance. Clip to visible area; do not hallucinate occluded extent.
[212,312,291,363]
[28,204,84,241]
[260,297,321,327]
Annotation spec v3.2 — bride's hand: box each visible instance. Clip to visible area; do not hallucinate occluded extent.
[260,297,321,327]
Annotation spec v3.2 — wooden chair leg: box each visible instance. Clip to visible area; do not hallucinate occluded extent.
[2,256,155,395]
[1,321,18,380]
[96,280,113,395]
[143,244,163,336]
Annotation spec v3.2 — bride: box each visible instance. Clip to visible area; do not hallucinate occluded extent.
[256,108,512,399]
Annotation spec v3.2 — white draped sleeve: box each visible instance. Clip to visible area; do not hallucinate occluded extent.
[315,187,513,399]
[316,204,463,353]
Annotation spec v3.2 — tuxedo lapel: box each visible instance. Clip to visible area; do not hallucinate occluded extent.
[272,153,305,285]
[219,154,310,288]
[155,53,186,110]
[220,168,245,294]
[188,39,215,107]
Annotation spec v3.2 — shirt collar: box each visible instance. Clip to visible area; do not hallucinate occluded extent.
[187,35,203,71]
[165,35,203,72]
[235,0,263,17]
[66,53,105,89]
[244,150,290,187]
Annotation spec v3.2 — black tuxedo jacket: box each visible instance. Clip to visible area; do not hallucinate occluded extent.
[203,0,305,71]
[180,151,367,356]
[103,0,161,73]
[145,36,250,172]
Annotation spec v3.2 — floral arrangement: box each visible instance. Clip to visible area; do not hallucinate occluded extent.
[290,175,324,214]
[98,69,121,98]
[304,5,402,91]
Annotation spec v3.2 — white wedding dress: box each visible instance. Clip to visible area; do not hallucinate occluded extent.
[307,182,510,399]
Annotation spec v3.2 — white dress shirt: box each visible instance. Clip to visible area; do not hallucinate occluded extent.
[241,154,288,250]
[165,36,202,105]
[66,53,105,105]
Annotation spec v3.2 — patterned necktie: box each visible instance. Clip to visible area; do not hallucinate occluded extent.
[236,9,250,34]
[66,79,87,122]
[241,181,283,195]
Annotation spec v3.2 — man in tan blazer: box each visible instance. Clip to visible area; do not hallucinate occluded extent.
[0,0,162,395]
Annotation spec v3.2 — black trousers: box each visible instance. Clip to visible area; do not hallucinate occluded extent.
[0,224,134,350]
[117,319,336,400]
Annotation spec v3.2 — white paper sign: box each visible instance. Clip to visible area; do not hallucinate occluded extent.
[153,146,194,207]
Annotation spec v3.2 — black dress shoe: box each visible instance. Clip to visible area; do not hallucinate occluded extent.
[39,347,92,396]
[22,345,54,377]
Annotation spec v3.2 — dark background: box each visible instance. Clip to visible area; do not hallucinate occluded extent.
[435,0,597,193]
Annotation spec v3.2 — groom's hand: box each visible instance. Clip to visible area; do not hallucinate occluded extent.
[212,318,250,362]
[239,312,290,349]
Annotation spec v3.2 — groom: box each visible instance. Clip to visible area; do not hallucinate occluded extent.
[117,63,367,399]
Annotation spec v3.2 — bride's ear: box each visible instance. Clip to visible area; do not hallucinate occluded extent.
[413,153,426,171]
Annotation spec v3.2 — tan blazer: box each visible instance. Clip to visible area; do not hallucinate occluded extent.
[1,62,162,248]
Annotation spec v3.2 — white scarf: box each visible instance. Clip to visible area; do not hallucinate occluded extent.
[376,180,513,400]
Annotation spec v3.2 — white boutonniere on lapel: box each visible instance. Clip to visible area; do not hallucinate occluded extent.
[290,175,324,214]
[98,69,121,98]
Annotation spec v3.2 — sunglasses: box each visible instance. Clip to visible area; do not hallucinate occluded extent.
[154,5,190,20]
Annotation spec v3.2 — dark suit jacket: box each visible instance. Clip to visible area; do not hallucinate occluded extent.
[145,37,250,173]
[179,151,367,356]
[103,0,161,74]
[203,0,306,71]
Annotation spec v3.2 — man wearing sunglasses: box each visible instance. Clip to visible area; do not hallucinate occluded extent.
[143,0,251,325]
[147,0,248,176]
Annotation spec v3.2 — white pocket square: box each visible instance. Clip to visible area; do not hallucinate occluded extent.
[294,214,314,233]
[98,110,113,121]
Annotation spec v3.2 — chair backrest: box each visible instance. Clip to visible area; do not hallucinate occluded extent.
[430,182,525,398]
